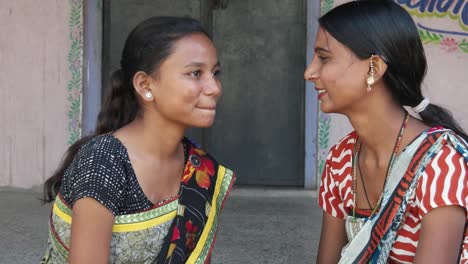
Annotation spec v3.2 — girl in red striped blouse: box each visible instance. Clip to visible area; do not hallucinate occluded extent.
[304,1,468,263]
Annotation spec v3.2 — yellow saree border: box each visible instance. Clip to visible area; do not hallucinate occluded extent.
[186,165,236,263]
[113,211,177,232]
[52,196,178,233]
[48,216,70,260]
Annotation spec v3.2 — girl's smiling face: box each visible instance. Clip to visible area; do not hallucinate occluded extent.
[148,33,222,128]
[304,27,370,114]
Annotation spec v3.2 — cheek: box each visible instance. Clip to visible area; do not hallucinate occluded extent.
[168,81,202,106]
[320,66,340,87]
[181,87,203,106]
[322,63,362,90]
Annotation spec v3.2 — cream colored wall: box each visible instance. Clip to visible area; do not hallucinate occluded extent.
[0,1,72,188]
[424,44,468,127]
[317,0,468,182]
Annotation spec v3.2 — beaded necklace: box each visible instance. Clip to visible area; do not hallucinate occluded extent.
[352,112,409,221]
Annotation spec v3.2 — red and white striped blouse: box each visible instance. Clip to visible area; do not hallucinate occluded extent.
[318,130,468,263]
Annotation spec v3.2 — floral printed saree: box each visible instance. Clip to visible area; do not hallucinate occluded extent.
[41,140,235,264]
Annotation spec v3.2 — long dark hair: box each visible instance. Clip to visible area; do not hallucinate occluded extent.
[43,16,210,202]
[319,0,468,141]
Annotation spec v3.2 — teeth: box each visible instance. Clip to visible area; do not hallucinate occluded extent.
[318,90,326,94]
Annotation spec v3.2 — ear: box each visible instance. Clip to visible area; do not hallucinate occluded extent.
[369,55,388,83]
[133,71,154,101]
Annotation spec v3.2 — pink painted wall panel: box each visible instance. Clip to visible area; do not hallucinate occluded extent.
[0,1,71,188]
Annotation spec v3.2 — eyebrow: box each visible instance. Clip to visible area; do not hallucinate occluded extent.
[184,61,221,68]
[314,47,330,53]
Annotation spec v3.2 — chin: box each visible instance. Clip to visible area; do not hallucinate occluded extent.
[197,124,213,128]
[198,120,215,128]
[319,102,341,114]
[193,111,216,127]
[319,105,333,114]
[190,117,215,128]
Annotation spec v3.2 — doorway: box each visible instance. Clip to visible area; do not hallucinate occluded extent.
[100,0,307,186]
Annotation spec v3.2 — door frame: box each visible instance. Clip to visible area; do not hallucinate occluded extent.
[305,0,321,189]
[82,0,103,136]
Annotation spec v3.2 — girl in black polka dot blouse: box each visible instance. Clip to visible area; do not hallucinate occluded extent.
[41,17,236,264]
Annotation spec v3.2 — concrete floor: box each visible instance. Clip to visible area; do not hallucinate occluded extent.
[0,187,322,264]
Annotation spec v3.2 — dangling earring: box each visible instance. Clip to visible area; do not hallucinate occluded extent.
[366,55,375,92]
[145,91,152,99]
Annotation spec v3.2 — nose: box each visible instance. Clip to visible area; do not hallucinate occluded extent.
[304,56,319,82]
[204,75,222,98]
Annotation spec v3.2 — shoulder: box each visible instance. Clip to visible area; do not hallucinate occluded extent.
[426,126,467,143]
[427,126,452,135]
[330,131,358,152]
[419,126,468,174]
[425,143,466,171]
[422,126,468,159]
[68,134,128,170]
[320,131,356,187]
[77,134,126,158]
[184,137,219,166]
[326,131,357,162]
[414,127,468,212]
[63,134,129,184]
[424,133,468,172]
[184,137,235,177]
[318,132,356,218]
[60,134,130,214]
[183,138,236,192]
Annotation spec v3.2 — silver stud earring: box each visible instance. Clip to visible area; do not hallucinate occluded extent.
[366,55,375,92]
[145,91,152,99]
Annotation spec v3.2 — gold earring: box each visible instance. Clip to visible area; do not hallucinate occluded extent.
[366,55,375,92]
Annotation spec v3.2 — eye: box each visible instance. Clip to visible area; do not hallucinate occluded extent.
[317,55,328,62]
[190,70,201,77]
[212,69,221,77]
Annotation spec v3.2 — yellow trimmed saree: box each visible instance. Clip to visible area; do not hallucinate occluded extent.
[41,137,235,264]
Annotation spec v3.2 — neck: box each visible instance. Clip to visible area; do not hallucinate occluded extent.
[347,98,407,165]
[123,112,186,159]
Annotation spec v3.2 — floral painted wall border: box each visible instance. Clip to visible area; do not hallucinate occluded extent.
[316,0,335,180]
[67,0,83,145]
[418,26,468,53]
[317,112,331,178]
[321,0,335,16]
[396,0,468,53]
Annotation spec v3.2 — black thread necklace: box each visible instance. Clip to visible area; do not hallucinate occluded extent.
[352,112,409,219]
